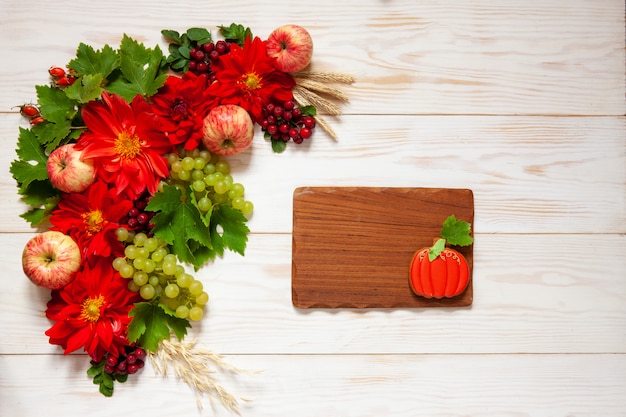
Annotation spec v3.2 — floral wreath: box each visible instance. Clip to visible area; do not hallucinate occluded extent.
[11,23,352,411]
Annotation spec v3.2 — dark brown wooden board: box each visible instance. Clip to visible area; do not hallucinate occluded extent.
[292,187,474,308]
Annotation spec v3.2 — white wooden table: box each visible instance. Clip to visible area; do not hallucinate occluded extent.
[1,1,624,415]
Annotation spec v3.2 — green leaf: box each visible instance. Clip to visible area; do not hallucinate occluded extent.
[106,34,168,101]
[17,180,59,226]
[87,359,115,397]
[300,105,317,117]
[428,238,446,262]
[186,27,212,43]
[270,138,287,153]
[36,84,78,124]
[161,29,182,44]
[64,73,105,103]
[440,215,474,247]
[10,128,49,192]
[68,43,119,78]
[146,185,213,268]
[218,23,253,46]
[210,204,250,257]
[127,301,191,352]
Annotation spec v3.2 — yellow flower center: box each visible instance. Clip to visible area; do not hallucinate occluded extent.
[240,72,262,90]
[114,131,142,159]
[80,295,106,323]
[81,210,105,235]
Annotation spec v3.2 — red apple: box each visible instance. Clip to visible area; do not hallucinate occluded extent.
[202,104,254,156]
[22,231,81,290]
[266,24,314,73]
[47,143,96,193]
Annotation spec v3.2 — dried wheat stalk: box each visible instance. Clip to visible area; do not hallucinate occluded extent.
[150,338,255,413]
[291,70,355,141]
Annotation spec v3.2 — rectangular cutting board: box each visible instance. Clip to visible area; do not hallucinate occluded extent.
[292,187,474,308]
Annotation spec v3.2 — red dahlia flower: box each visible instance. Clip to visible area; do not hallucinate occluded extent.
[49,181,132,259]
[45,257,140,362]
[208,36,295,122]
[75,92,171,200]
[151,72,216,150]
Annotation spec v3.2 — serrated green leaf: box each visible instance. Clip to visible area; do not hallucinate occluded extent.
[106,35,168,101]
[35,85,78,124]
[68,43,119,78]
[127,301,190,352]
[440,215,474,247]
[218,23,253,46]
[10,128,49,192]
[158,303,191,341]
[210,204,250,257]
[64,73,105,103]
[31,120,73,153]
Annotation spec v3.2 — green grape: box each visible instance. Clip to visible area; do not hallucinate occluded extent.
[162,261,177,276]
[115,227,129,242]
[137,247,150,260]
[232,197,245,210]
[126,230,136,243]
[133,272,149,286]
[134,232,148,247]
[140,284,156,300]
[148,276,160,287]
[158,275,168,285]
[214,180,229,194]
[151,248,167,262]
[112,257,127,271]
[133,257,146,271]
[197,196,212,212]
[231,183,245,197]
[193,157,206,170]
[171,160,183,173]
[195,291,209,305]
[164,284,180,298]
[178,170,190,181]
[189,306,204,321]
[119,263,135,279]
[167,153,179,165]
[241,201,254,215]
[191,169,205,181]
[192,179,206,192]
[154,285,163,296]
[181,156,195,171]
[177,273,193,288]
[189,280,203,296]
[143,259,156,273]
[204,173,217,186]
[199,150,211,161]
[203,163,216,175]
[163,254,177,264]
[215,160,230,174]
[175,305,190,319]
[213,192,229,204]
[128,281,140,292]
[144,237,158,252]
[189,148,201,158]
[223,175,233,188]
[174,265,185,278]
[124,245,139,259]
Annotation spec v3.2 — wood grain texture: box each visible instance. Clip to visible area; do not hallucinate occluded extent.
[1,114,624,234]
[1,354,625,417]
[292,187,474,308]
[0,0,623,115]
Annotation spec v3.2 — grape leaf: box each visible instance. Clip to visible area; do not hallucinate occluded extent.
[210,204,250,257]
[68,43,119,78]
[127,301,190,353]
[64,73,106,103]
[218,23,253,46]
[440,215,474,247]
[10,128,49,193]
[106,34,168,101]
[145,185,213,268]
[36,84,78,124]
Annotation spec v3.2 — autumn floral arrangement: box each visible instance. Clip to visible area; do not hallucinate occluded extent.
[10,23,353,410]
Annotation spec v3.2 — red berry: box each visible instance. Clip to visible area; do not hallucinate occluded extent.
[136,359,145,369]
[303,116,316,129]
[105,355,118,367]
[282,111,292,121]
[193,49,205,62]
[127,217,139,228]
[188,60,197,71]
[55,76,73,86]
[209,50,220,61]
[283,100,295,110]
[137,213,150,225]
[126,353,137,365]
[48,66,66,78]
[265,103,275,113]
[104,364,115,374]
[128,207,140,218]
[134,348,147,360]
[292,107,303,120]
[273,106,284,117]
[279,123,289,133]
[197,62,208,73]
[215,40,228,54]
[288,128,299,138]
[116,361,127,373]
[267,124,278,135]
[266,115,276,125]
[202,42,214,53]
[300,127,312,139]
[261,119,269,129]
[30,116,45,125]
[127,364,140,374]
[19,104,40,118]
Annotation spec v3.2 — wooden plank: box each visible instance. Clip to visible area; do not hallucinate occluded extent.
[0,0,623,115]
[292,187,474,308]
[1,114,623,234]
[2,233,624,355]
[1,353,625,416]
